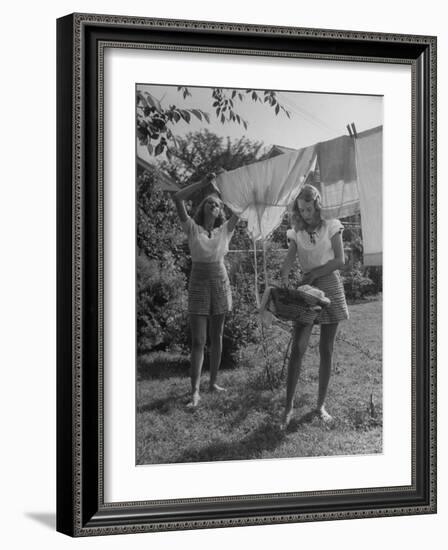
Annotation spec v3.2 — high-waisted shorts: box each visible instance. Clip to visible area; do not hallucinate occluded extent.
[188,261,232,316]
[312,271,349,325]
[294,271,349,326]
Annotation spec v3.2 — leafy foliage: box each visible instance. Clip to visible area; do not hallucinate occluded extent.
[222,260,260,366]
[158,129,265,185]
[137,254,189,354]
[136,131,269,359]
[136,166,189,353]
[136,166,186,267]
[341,262,375,301]
[340,220,382,299]
[136,87,290,158]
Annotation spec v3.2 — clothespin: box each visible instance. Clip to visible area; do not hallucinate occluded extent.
[351,122,358,138]
[346,124,353,137]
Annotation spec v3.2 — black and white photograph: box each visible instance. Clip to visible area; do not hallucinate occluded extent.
[1,0,444,544]
[135,84,383,465]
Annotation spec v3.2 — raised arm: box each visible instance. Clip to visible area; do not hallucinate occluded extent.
[172,173,217,222]
[226,210,243,233]
[215,168,241,233]
[280,240,298,287]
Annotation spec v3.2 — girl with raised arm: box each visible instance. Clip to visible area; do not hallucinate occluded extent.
[173,173,240,407]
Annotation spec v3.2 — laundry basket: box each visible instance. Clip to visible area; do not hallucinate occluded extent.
[264,285,331,324]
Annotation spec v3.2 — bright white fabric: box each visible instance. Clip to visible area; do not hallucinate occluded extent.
[355,127,383,265]
[216,146,316,240]
[181,217,233,263]
[286,219,343,272]
[317,126,383,265]
[317,134,359,219]
[214,126,382,265]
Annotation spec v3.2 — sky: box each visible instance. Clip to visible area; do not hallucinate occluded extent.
[137,83,383,163]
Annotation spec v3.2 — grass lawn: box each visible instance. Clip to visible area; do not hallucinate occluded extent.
[136,299,382,465]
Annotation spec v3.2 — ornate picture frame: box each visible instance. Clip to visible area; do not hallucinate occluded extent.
[56,13,436,536]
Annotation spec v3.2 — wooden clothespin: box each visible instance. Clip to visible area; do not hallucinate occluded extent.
[350,122,358,138]
[346,124,353,137]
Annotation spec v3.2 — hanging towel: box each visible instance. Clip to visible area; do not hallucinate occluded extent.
[317,135,359,219]
[355,126,383,265]
[216,146,316,240]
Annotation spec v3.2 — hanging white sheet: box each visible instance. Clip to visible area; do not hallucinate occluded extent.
[216,146,316,240]
[317,134,359,219]
[216,126,382,265]
[316,126,383,265]
[355,126,383,265]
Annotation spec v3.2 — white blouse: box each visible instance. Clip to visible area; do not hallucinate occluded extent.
[286,219,343,273]
[181,217,234,263]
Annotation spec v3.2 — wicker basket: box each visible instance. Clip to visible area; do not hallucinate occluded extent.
[265,286,330,324]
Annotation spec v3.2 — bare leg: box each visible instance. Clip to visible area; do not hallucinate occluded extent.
[316,323,339,421]
[208,313,226,391]
[188,315,208,407]
[283,322,313,427]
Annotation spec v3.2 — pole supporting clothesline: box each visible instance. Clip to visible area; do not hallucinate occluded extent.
[252,238,271,311]
[253,238,261,308]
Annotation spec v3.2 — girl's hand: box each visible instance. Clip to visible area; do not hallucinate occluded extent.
[206,173,221,197]
[210,179,221,196]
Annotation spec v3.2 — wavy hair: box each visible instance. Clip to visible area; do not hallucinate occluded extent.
[193,193,226,229]
[291,184,324,231]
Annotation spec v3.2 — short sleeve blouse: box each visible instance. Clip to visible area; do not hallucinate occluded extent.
[181,217,234,263]
[286,219,343,273]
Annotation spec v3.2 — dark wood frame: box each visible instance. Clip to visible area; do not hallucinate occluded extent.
[57,13,437,537]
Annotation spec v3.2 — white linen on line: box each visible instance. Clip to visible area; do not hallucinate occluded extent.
[216,146,316,240]
[355,127,383,265]
[215,126,382,265]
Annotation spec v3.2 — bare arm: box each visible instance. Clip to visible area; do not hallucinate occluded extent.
[215,168,241,233]
[226,212,241,233]
[172,173,217,222]
[302,231,345,284]
[280,240,298,286]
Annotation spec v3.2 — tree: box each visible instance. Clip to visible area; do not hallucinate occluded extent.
[136,165,186,263]
[137,130,271,360]
[136,165,190,353]
[136,87,290,159]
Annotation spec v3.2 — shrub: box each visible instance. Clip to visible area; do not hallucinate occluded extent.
[341,262,375,300]
[222,267,260,366]
[137,253,189,354]
[364,265,382,294]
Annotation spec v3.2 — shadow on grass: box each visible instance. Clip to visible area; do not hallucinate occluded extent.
[137,355,238,382]
[227,385,309,431]
[285,410,318,432]
[137,353,189,380]
[227,390,276,428]
[138,394,183,414]
[177,421,286,463]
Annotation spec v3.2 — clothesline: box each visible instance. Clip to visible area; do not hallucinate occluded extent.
[217,125,382,265]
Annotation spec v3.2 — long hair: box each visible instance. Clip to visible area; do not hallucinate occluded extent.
[291,184,324,231]
[193,193,226,229]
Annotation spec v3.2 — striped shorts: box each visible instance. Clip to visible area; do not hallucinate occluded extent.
[313,271,349,324]
[188,261,232,316]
